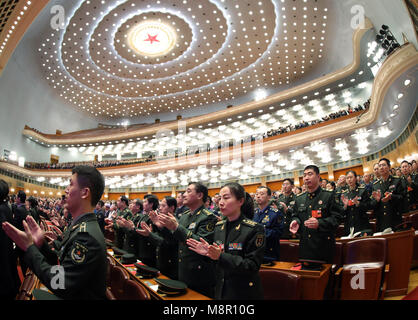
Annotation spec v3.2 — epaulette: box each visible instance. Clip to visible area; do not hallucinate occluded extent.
[242,219,257,227]
[373,180,380,184]
[359,184,365,188]
[216,220,226,226]
[296,192,306,197]
[79,222,87,233]
[393,176,400,179]
[202,208,213,216]
[341,189,349,193]
[270,206,278,212]
[183,209,191,215]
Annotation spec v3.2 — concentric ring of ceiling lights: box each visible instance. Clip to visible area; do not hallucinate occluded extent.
[40,0,331,118]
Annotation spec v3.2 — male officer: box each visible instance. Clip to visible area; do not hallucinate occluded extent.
[277,179,296,239]
[174,192,188,219]
[113,196,132,248]
[289,165,343,264]
[158,182,217,298]
[370,158,406,231]
[2,165,106,299]
[400,160,418,212]
[253,186,284,261]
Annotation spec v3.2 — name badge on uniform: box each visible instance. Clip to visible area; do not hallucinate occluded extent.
[318,200,323,205]
[348,200,354,206]
[228,243,242,250]
[262,216,270,223]
[188,222,196,230]
[311,210,322,218]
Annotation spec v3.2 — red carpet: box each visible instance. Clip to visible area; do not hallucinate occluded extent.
[402,286,418,300]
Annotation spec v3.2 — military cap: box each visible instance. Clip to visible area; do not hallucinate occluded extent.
[154,278,187,296]
[134,263,159,278]
[112,246,128,257]
[121,253,137,264]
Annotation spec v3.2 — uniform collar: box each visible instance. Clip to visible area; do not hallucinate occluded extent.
[190,205,205,216]
[307,186,321,199]
[257,204,271,214]
[69,212,95,228]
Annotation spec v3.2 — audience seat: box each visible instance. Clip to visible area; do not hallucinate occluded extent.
[409,212,418,230]
[259,269,301,300]
[16,271,37,300]
[279,241,299,262]
[106,256,116,287]
[335,238,389,300]
[336,225,345,238]
[121,279,151,300]
[109,266,130,300]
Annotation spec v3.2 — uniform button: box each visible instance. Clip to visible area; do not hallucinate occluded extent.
[179,259,182,262]
[168,260,171,263]
[384,213,387,216]
[249,282,254,287]
[198,265,201,270]
[384,206,386,209]
[309,205,312,208]
[308,234,311,238]
[179,250,183,254]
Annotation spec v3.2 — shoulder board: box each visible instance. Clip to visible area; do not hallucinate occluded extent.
[373,180,380,184]
[183,209,191,215]
[342,189,349,193]
[359,184,365,188]
[393,176,400,179]
[242,219,257,227]
[270,207,278,212]
[202,208,213,215]
[296,192,306,197]
[216,220,226,226]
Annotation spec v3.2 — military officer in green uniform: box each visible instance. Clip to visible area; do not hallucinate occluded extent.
[113,196,132,248]
[2,166,107,299]
[158,182,218,298]
[187,182,265,300]
[116,199,142,255]
[277,178,297,239]
[340,171,372,236]
[117,195,158,267]
[289,165,343,264]
[136,196,179,279]
[400,160,418,212]
[370,158,406,232]
[335,175,348,193]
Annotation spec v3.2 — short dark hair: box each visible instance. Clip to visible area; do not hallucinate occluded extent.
[134,199,143,212]
[72,166,105,207]
[283,178,294,185]
[257,185,272,196]
[304,165,320,175]
[346,170,357,178]
[401,160,410,166]
[188,182,208,203]
[144,194,159,210]
[97,200,104,207]
[27,196,38,209]
[17,190,26,203]
[164,196,177,211]
[119,195,129,207]
[0,179,9,203]
[379,158,391,167]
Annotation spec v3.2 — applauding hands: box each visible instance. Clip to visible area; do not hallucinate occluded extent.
[187,237,222,260]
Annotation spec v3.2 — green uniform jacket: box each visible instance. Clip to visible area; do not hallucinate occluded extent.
[214,215,265,300]
[148,226,178,280]
[172,205,218,298]
[370,175,406,232]
[341,184,372,235]
[277,192,296,239]
[24,213,107,300]
[400,174,418,212]
[127,212,157,267]
[113,207,133,248]
[290,187,343,263]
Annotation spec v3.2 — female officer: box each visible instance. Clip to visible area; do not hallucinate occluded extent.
[341,170,372,236]
[187,182,266,300]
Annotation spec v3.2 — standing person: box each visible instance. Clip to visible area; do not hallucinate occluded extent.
[340,171,372,236]
[174,192,188,220]
[277,179,297,239]
[363,172,373,194]
[335,175,348,193]
[400,160,418,212]
[95,200,105,234]
[289,165,343,264]
[0,180,21,300]
[253,186,284,261]
[370,158,406,232]
[373,163,381,182]
[212,193,221,217]
[113,196,132,248]
[187,182,265,300]
[158,182,218,298]
[136,196,179,279]
[13,190,29,275]
[2,166,107,299]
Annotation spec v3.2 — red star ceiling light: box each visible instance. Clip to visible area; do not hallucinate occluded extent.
[128,21,176,57]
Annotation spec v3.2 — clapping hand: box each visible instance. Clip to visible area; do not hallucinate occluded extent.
[135,221,152,237]
[372,190,381,202]
[304,217,319,229]
[381,192,392,203]
[149,210,163,229]
[158,212,178,231]
[341,194,349,208]
[289,220,299,234]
